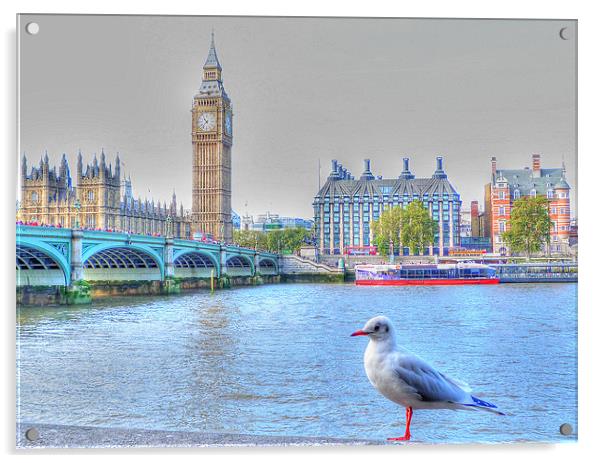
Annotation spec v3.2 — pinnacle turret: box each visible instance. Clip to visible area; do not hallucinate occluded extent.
[21,154,27,178]
[60,153,68,179]
[77,150,83,177]
[115,153,121,180]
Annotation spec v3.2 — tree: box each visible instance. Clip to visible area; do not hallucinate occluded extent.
[267,228,312,253]
[233,229,267,250]
[233,227,311,253]
[501,196,552,260]
[371,201,436,256]
[370,205,403,256]
[400,200,437,255]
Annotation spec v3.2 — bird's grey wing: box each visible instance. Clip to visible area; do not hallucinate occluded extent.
[393,354,469,403]
[440,372,472,393]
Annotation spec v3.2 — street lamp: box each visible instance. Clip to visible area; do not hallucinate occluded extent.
[74,198,81,229]
[389,237,394,264]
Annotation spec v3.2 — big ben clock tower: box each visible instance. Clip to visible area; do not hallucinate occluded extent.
[192,32,233,242]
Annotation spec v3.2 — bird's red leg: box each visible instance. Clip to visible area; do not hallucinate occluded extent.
[387,407,413,441]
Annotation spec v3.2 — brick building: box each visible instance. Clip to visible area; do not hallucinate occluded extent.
[485,154,571,255]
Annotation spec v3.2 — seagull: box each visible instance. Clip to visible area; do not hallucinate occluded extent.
[351,315,505,441]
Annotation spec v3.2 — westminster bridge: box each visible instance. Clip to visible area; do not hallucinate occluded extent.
[16,225,279,288]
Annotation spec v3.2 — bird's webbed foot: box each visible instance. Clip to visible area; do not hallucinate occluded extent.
[387,434,411,441]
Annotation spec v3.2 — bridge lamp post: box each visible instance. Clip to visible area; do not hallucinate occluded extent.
[74,198,81,229]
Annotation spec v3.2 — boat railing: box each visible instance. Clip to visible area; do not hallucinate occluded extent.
[491,263,577,281]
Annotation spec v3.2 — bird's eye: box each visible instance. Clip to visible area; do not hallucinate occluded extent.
[374,325,380,331]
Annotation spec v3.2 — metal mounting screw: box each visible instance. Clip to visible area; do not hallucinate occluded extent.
[25,22,39,35]
[25,427,39,441]
[559,27,571,40]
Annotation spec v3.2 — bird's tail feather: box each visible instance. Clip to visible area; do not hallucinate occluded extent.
[461,395,506,416]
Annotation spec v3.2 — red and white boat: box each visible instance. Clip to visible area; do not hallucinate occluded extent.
[354,262,500,286]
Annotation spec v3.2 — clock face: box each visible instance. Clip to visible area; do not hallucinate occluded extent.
[225,111,232,135]
[197,112,216,131]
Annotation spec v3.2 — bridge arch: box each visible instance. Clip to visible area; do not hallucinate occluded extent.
[82,244,164,281]
[258,258,278,276]
[16,242,70,286]
[173,250,219,278]
[225,255,254,277]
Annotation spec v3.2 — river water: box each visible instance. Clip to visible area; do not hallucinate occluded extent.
[17,283,577,444]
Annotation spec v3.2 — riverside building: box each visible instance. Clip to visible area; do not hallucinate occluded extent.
[485,154,571,255]
[18,33,238,243]
[18,151,191,238]
[313,157,462,256]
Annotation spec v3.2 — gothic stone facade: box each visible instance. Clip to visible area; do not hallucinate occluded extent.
[191,33,233,242]
[18,152,191,239]
[485,154,571,255]
[313,157,461,256]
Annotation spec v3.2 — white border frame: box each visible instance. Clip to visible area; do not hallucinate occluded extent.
[2,1,598,462]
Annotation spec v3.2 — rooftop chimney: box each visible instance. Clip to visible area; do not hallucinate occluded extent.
[491,156,497,181]
[532,154,541,178]
[329,160,339,179]
[432,156,447,179]
[400,157,415,179]
[360,158,375,180]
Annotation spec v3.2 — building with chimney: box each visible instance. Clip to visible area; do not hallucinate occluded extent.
[485,154,571,254]
[18,151,191,238]
[313,157,462,256]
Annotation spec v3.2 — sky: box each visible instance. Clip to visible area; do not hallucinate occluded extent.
[19,15,577,219]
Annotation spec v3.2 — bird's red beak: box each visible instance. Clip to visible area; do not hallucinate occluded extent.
[351,329,368,337]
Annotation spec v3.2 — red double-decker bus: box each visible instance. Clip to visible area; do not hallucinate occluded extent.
[344,246,377,256]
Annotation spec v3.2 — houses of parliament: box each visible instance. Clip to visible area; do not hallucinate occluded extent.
[17,34,233,242]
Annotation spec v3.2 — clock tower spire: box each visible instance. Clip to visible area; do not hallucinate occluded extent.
[191,32,233,242]
[203,30,222,80]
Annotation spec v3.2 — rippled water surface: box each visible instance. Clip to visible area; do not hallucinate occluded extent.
[17,283,577,443]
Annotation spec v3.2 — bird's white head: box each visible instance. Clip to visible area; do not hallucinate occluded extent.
[351,316,395,342]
